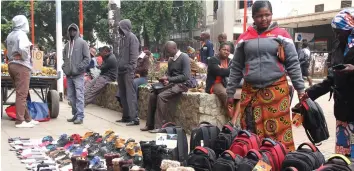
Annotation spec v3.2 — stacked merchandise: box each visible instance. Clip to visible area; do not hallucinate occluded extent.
[8,130,144,171]
[184,122,331,171]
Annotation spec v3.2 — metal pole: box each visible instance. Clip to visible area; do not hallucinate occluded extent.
[31,0,35,45]
[79,0,84,37]
[243,0,247,32]
[56,0,64,101]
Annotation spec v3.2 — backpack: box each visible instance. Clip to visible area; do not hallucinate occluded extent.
[229,130,261,157]
[316,154,352,171]
[190,122,220,151]
[214,125,239,157]
[281,142,325,171]
[158,122,189,163]
[150,144,175,171]
[259,138,287,171]
[291,98,329,144]
[187,146,217,171]
[237,149,271,171]
[212,150,242,171]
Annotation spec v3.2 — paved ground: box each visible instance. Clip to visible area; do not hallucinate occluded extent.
[1,81,336,170]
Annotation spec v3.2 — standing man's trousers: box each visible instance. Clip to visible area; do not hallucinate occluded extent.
[117,72,138,121]
[67,74,85,120]
[84,75,111,105]
[8,63,31,124]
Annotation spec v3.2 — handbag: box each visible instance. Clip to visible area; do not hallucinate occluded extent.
[151,82,164,92]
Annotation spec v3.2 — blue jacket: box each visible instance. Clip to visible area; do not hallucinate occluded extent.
[200,40,214,64]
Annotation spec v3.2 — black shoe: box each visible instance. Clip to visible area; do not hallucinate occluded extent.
[74,119,83,124]
[67,117,76,122]
[126,120,139,126]
[116,119,130,123]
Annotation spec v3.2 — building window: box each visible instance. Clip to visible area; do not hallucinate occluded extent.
[315,4,324,13]
[341,1,352,8]
[239,0,253,9]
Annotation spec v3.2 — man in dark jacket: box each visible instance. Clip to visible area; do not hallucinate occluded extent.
[218,33,235,54]
[63,23,91,124]
[84,46,117,106]
[141,41,190,132]
[116,19,140,126]
[206,43,241,126]
[298,40,313,86]
[200,32,214,64]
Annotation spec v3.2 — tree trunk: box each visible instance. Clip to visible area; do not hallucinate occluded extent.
[109,0,120,57]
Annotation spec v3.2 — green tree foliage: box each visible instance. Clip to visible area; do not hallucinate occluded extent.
[1,1,108,51]
[120,1,202,48]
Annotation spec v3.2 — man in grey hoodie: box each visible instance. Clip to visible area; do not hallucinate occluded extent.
[5,15,39,128]
[116,19,140,126]
[63,23,91,124]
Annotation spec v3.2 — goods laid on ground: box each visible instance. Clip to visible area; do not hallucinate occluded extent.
[7,122,347,171]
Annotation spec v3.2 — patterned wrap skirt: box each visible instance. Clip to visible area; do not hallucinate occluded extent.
[335,121,354,158]
[239,75,295,151]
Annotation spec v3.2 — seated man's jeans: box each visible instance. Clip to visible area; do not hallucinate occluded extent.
[84,75,112,105]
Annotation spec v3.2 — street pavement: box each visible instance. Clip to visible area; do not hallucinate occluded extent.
[1,81,336,170]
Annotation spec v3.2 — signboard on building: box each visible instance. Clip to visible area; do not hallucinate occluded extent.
[294,33,315,42]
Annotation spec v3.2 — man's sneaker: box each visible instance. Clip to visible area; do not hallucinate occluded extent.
[15,122,34,128]
[126,120,139,126]
[67,117,76,122]
[73,119,83,124]
[28,120,39,125]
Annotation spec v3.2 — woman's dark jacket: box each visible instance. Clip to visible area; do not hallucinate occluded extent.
[205,56,230,93]
[306,39,354,122]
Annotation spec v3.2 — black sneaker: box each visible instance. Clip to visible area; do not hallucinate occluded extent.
[116,118,130,123]
[126,120,139,126]
[57,134,69,147]
[74,119,83,124]
[67,117,76,122]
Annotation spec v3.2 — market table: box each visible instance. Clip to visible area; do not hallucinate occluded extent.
[1,72,61,118]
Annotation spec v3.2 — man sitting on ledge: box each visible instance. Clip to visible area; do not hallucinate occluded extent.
[84,46,117,106]
[141,41,190,133]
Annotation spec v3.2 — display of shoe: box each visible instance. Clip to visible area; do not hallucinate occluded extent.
[71,155,80,171]
[114,138,126,149]
[82,131,94,140]
[102,130,114,140]
[42,136,54,143]
[57,134,69,147]
[104,153,120,170]
[77,157,90,171]
[70,134,82,144]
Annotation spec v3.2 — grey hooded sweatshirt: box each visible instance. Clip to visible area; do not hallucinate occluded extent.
[5,15,32,70]
[62,24,91,76]
[117,19,140,74]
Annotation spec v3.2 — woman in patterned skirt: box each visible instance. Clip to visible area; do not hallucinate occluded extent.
[226,0,305,151]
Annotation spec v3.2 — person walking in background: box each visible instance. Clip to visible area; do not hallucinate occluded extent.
[302,8,354,158]
[116,19,140,126]
[218,33,235,55]
[200,32,214,65]
[298,40,313,86]
[84,46,117,106]
[5,15,39,128]
[226,1,305,151]
[63,23,91,125]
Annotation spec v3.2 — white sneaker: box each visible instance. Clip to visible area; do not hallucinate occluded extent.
[15,122,34,128]
[28,120,39,125]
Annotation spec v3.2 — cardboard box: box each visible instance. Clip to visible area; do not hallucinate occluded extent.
[32,50,44,72]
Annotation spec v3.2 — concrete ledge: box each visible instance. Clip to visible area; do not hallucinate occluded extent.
[95,82,227,133]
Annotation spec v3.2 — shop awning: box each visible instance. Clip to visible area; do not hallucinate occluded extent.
[273,9,342,28]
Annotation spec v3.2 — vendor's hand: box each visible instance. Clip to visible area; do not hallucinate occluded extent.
[298,92,308,101]
[336,64,354,73]
[163,80,169,86]
[135,74,140,78]
[227,98,235,107]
